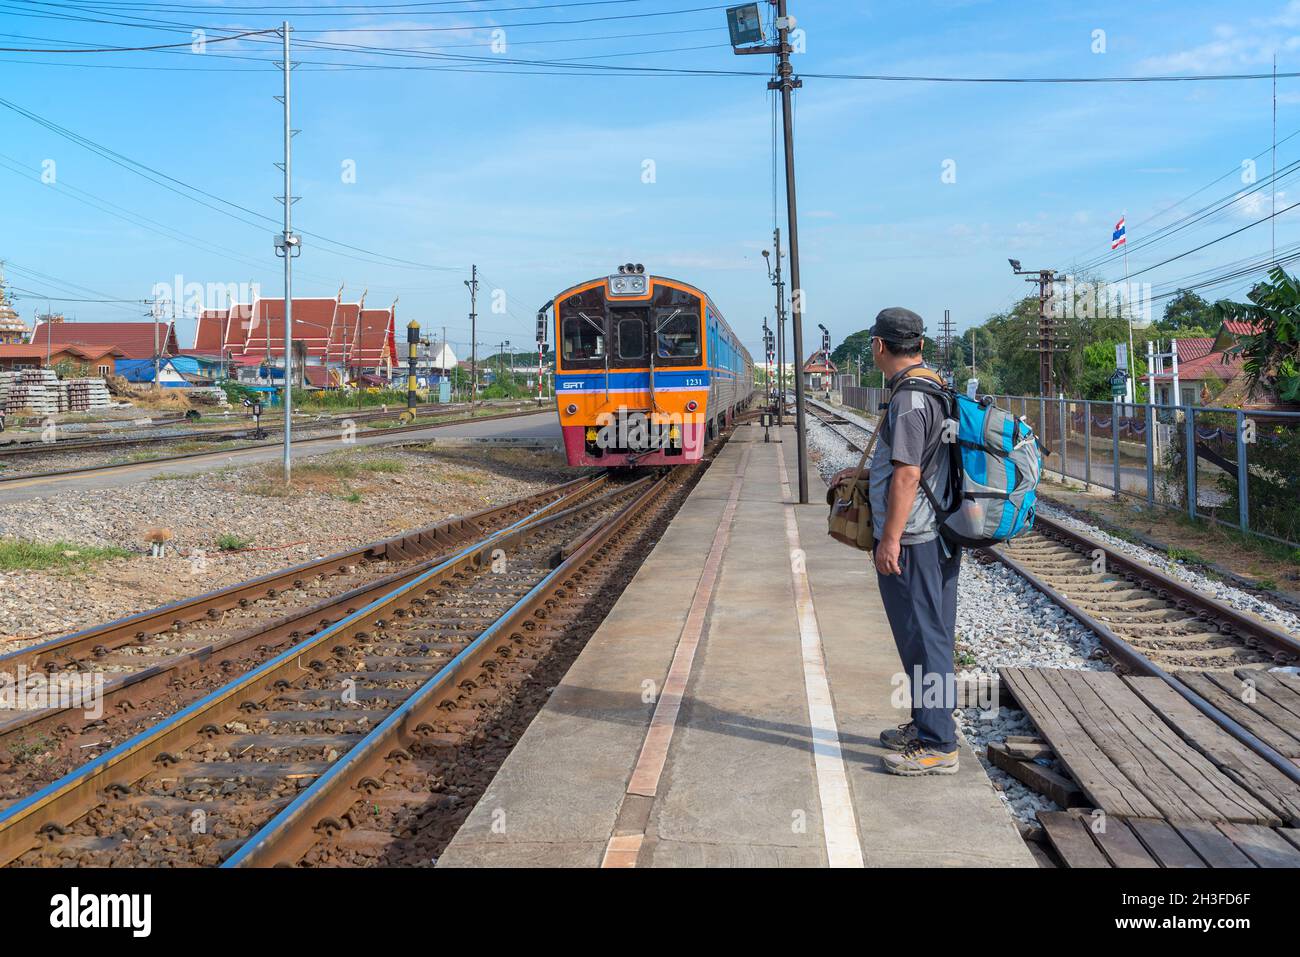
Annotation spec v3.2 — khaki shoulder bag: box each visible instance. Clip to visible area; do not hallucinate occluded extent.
[824,365,943,551]
[826,425,881,551]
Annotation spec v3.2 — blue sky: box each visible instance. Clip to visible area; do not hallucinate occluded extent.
[4,0,1300,361]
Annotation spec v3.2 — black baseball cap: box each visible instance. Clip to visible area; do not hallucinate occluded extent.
[868,307,925,345]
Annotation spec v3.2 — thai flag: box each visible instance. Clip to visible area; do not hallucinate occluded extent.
[1111,217,1127,250]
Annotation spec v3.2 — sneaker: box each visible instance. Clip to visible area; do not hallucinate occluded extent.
[882,742,959,776]
[879,721,920,751]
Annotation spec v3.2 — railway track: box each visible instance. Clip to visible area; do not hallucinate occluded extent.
[988,525,1300,675]
[0,401,463,460]
[0,475,598,774]
[0,456,702,867]
[0,406,549,486]
[805,397,873,448]
[0,475,601,792]
[807,399,1297,669]
[806,395,1300,787]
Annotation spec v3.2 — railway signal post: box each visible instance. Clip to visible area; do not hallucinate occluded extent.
[406,320,420,413]
[465,265,479,404]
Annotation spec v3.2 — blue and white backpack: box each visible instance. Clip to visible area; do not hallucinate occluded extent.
[890,366,1042,548]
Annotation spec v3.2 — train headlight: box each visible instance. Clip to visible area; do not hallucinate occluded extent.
[585,427,599,442]
[608,274,647,296]
[668,425,681,440]
[685,400,698,412]
[566,403,578,415]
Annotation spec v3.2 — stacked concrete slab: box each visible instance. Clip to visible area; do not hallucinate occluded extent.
[4,369,60,416]
[66,378,112,411]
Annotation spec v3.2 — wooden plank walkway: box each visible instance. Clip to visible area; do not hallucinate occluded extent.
[999,668,1285,826]
[1126,677,1300,825]
[1041,810,1300,868]
[1175,670,1300,760]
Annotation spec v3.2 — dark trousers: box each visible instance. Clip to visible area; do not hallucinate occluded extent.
[876,538,961,752]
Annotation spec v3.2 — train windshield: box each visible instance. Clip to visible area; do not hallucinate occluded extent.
[615,312,647,361]
[651,286,701,365]
[655,310,700,359]
[561,317,605,362]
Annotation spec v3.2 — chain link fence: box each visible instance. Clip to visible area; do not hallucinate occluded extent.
[838,386,1300,549]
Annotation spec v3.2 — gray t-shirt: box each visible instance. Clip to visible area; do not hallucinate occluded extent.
[869,382,951,545]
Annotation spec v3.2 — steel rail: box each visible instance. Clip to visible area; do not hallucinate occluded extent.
[1,474,598,675]
[0,477,644,867]
[986,540,1300,788]
[0,402,464,458]
[223,474,669,866]
[0,476,606,744]
[0,407,550,485]
[798,401,1300,787]
[802,400,1298,659]
[1030,513,1300,661]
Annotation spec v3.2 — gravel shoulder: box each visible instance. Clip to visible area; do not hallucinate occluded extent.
[0,445,573,647]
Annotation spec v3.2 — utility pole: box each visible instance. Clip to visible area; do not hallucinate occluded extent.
[150,299,162,392]
[938,308,955,378]
[1009,260,1061,399]
[774,1,808,502]
[1032,269,1059,400]
[731,0,807,501]
[273,20,300,483]
[497,339,510,385]
[465,265,479,404]
[775,231,785,424]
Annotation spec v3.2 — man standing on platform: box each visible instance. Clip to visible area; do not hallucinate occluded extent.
[865,307,961,776]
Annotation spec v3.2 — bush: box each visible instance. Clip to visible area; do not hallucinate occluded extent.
[220,381,259,407]
[1223,419,1300,544]
[294,387,409,411]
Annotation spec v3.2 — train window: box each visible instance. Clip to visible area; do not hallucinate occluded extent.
[655,310,700,359]
[561,316,605,363]
[616,315,646,360]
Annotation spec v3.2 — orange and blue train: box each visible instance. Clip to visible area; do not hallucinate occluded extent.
[546,265,754,467]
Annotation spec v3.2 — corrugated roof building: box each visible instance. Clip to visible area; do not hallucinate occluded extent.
[194,292,396,379]
[30,320,178,359]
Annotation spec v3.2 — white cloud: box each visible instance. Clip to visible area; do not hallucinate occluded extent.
[1138,5,1300,74]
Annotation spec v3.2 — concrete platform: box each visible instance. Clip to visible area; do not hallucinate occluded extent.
[439,422,1035,868]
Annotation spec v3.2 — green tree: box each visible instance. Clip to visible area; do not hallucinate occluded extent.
[1160,289,1215,331]
[1213,266,1300,403]
[829,329,873,370]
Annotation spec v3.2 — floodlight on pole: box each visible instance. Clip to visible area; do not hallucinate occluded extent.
[728,0,808,502]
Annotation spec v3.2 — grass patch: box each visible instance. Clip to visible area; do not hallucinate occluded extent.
[359,459,404,473]
[0,538,130,571]
[215,533,250,551]
[8,733,55,765]
[340,490,362,503]
[293,461,359,480]
[1165,546,1210,566]
[246,481,296,498]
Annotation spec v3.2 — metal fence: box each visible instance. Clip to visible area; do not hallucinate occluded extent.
[839,385,1300,549]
